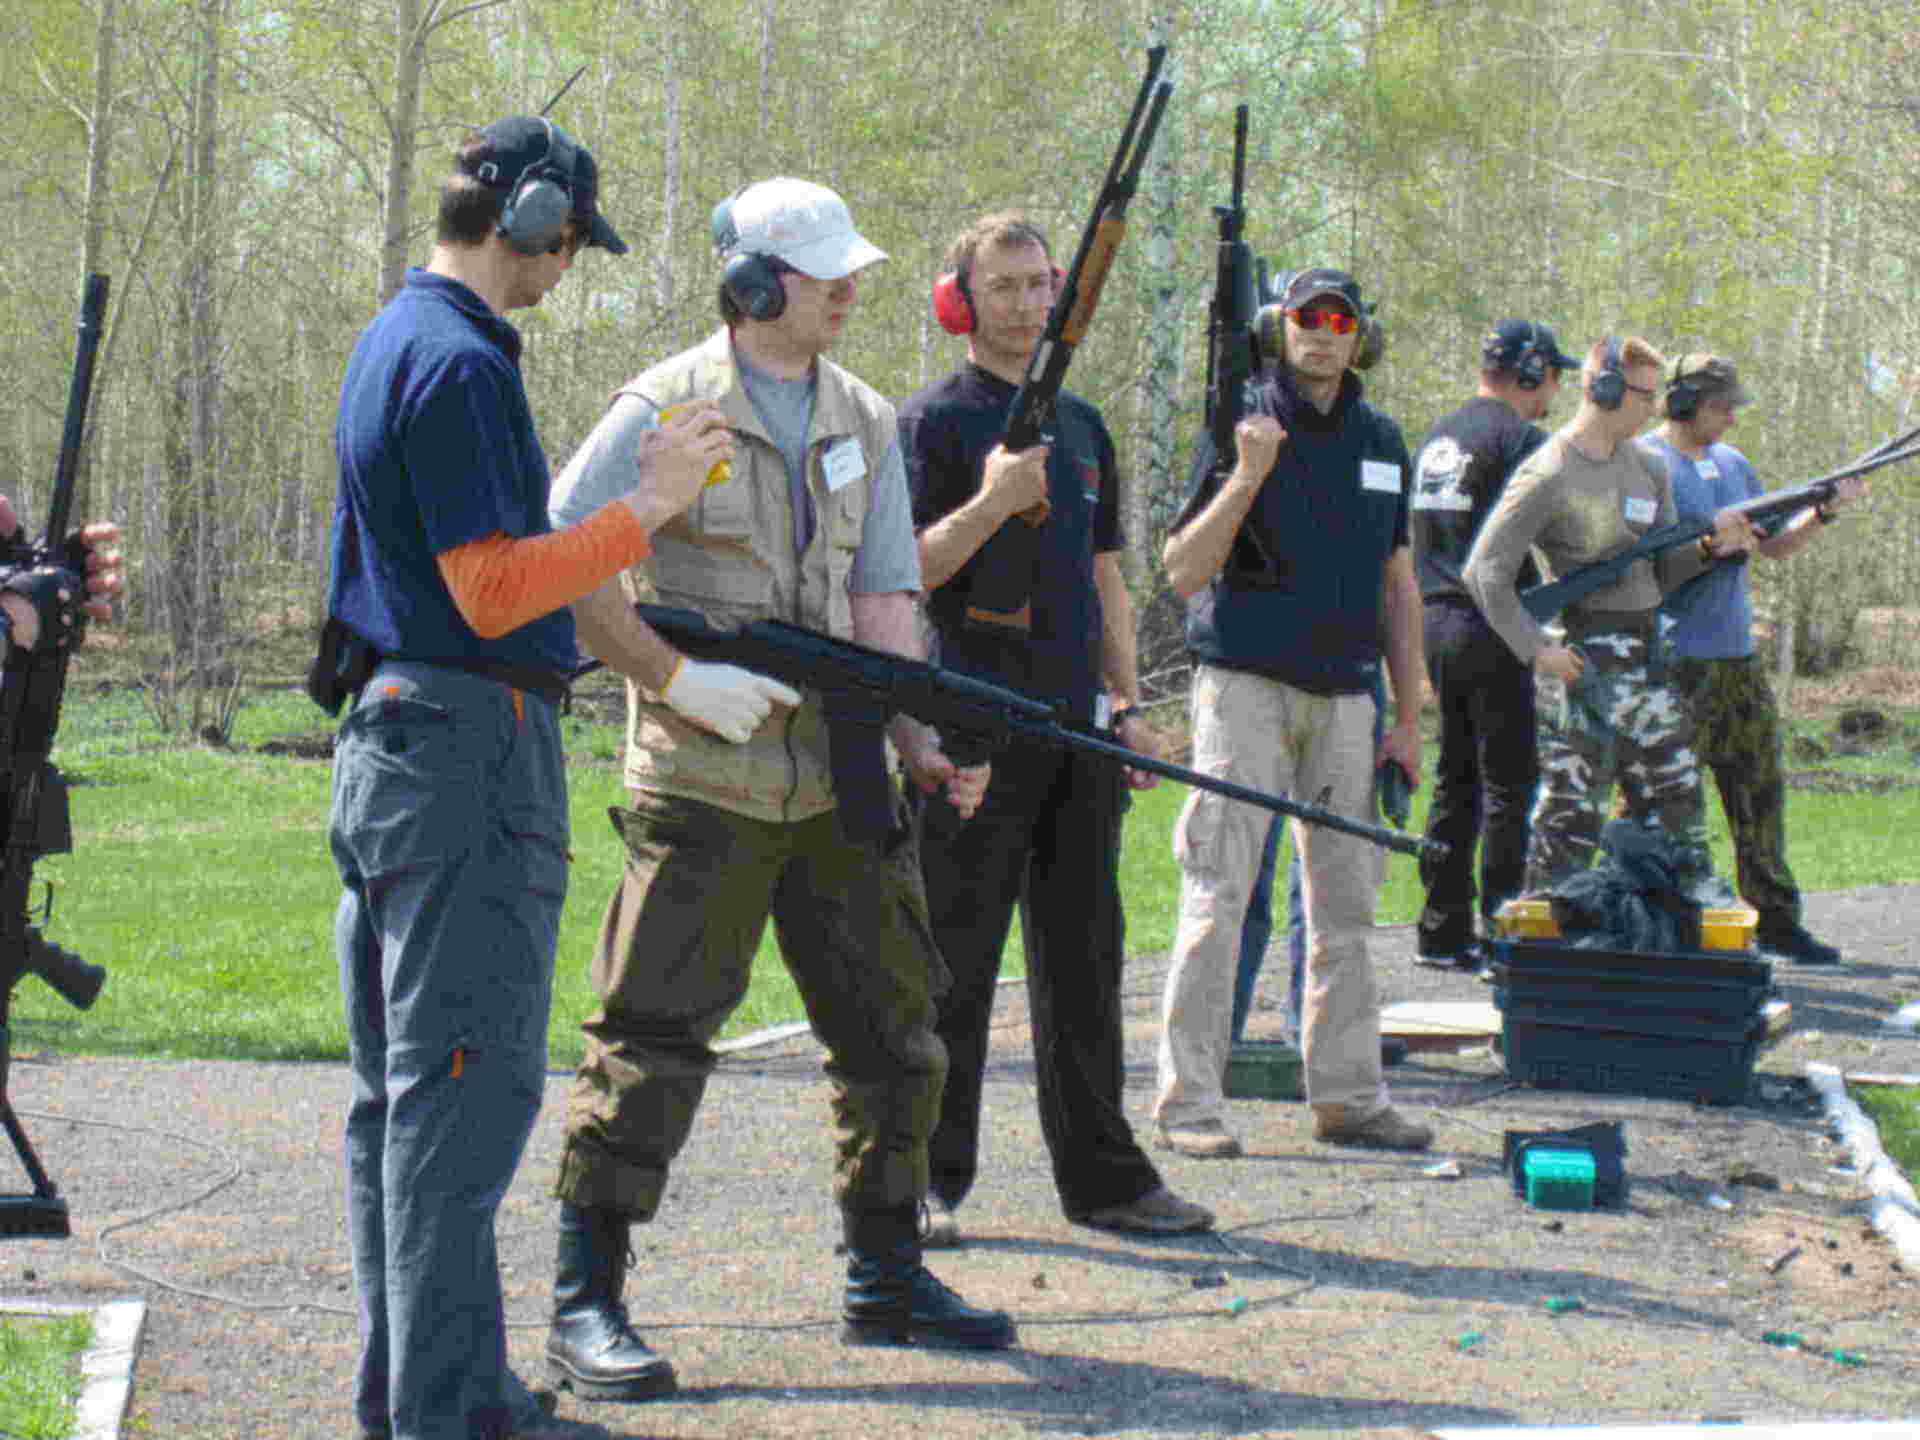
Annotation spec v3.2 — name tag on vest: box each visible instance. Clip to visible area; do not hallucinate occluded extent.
[1361,459,1402,494]
[822,436,866,492]
[1624,496,1656,526]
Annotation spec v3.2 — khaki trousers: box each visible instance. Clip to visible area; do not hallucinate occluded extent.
[1155,665,1390,1127]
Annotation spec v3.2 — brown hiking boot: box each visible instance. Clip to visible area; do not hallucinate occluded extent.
[1079,1185,1216,1236]
[1311,1104,1434,1151]
[1152,1118,1243,1159]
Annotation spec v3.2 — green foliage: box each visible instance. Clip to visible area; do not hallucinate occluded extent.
[0,1312,91,1440]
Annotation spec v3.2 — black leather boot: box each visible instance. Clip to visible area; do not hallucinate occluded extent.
[545,1203,677,1402]
[840,1204,1016,1351]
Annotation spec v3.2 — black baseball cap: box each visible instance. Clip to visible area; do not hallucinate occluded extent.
[1483,319,1578,376]
[463,116,628,255]
[1281,267,1364,312]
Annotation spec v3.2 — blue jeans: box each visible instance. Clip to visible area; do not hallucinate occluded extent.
[1230,670,1387,1045]
[332,664,569,1440]
[1230,823,1303,1043]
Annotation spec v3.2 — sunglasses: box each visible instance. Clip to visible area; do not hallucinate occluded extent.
[1286,306,1360,335]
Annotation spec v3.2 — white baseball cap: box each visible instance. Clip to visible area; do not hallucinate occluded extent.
[714,178,887,279]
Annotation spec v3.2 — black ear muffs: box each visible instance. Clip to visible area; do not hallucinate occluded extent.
[497,119,577,256]
[1665,356,1703,421]
[712,187,787,321]
[1589,334,1627,411]
[1513,322,1548,389]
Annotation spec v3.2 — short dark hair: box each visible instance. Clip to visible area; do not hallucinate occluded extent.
[438,137,507,247]
[942,214,1051,289]
[717,277,745,326]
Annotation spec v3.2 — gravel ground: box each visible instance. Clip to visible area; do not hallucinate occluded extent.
[2,885,1916,1439]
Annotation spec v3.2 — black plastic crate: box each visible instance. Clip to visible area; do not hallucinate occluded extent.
[1491,939,1770,1104]
[1502,1015,1763,1105]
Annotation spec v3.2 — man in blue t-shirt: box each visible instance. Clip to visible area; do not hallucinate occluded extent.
[1155,267,1430,1159]
[898,213,1212,1246]
[326,116,725,1440]
[1644,353,1865,966]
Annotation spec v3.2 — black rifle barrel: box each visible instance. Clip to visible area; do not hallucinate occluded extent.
[46,275,109,547]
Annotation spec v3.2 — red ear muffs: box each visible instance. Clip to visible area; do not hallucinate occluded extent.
[932,271,972,334]
[933,264,1066,336]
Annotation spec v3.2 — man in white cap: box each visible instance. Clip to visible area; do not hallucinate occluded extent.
[542,177,1015,1405]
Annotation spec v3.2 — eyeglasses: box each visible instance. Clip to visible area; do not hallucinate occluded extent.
[1286,306,1360,335]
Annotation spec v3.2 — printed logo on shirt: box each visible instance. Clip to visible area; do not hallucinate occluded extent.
[1361,459,1403,495]
[1412,437,1472,512]
[1693,457,1721,484]
[1624,495,1657,526]
[1080,458,1101,506]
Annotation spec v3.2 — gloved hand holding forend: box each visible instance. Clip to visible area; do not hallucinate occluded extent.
[663,657,801,743]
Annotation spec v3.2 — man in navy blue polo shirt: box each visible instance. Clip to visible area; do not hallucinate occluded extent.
[898,213,1212,1244]
[326,115,727,1440]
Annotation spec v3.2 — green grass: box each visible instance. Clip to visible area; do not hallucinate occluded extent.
[0,1312,91,1440]
[1856,1085,1920,1178]
[8,680,1920,1067]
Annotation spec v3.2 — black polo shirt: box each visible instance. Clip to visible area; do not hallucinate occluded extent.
[898,364,1122,715]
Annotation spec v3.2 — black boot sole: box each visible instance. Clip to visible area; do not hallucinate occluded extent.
[546,1356,678,1403]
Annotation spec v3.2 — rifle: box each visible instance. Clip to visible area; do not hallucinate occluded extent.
[1521,424,1920,624]
[1,273,111,1242]
[625,601,1441,861]
[1198,104,1279,582]
[961,46,1174,623]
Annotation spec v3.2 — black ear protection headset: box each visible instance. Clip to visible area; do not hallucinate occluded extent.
[1588,335,1628,411]
[1253,269,1386,371]
[1512,323,1549,389]
[493,119,580,256]
[1665,355,1704,421]
[711,187,788,321]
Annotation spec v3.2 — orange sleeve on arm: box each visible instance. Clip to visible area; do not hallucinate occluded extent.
[437,502,652,639]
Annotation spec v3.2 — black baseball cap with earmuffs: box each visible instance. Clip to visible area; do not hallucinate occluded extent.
[462,116,628,256]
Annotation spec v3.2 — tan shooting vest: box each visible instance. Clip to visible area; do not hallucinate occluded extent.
[615,328,896,823]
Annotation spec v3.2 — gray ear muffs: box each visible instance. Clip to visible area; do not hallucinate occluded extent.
[498,119,577,256]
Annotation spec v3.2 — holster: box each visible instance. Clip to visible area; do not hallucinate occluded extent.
[305,617,380,717]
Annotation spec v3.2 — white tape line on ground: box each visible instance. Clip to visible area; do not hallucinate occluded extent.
[1805,1060,1920,1273]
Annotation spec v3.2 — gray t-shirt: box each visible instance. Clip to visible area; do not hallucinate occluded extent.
[550,367,919,596]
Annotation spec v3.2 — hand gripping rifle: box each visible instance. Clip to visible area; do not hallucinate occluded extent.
[626,602,1440,861]
[2,273,111,1242]
[1521,423,1920,624]
[961,46,1174,624]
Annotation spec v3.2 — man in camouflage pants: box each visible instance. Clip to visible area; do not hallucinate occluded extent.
[1642,354,1866,964]
[1464,335,1755,892]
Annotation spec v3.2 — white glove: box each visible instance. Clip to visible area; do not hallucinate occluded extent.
[663,659,801,743]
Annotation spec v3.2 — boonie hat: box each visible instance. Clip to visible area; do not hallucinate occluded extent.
[1483,319,1579,376]
[464,116,627,255]
[715,178,887,279]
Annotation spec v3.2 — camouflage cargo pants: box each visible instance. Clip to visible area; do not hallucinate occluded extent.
[1525,613,1710,892]
[1670,655,1800,926]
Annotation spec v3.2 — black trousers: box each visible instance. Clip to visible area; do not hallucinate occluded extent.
[914,730,1161,1219]
[1418,598,1540,954]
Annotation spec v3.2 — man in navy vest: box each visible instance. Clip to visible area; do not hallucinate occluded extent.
[1152,267,1431,1159]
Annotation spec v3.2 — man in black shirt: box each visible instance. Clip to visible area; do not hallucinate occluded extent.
[1409,319,1577,967]
[897,213,1212,1244]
